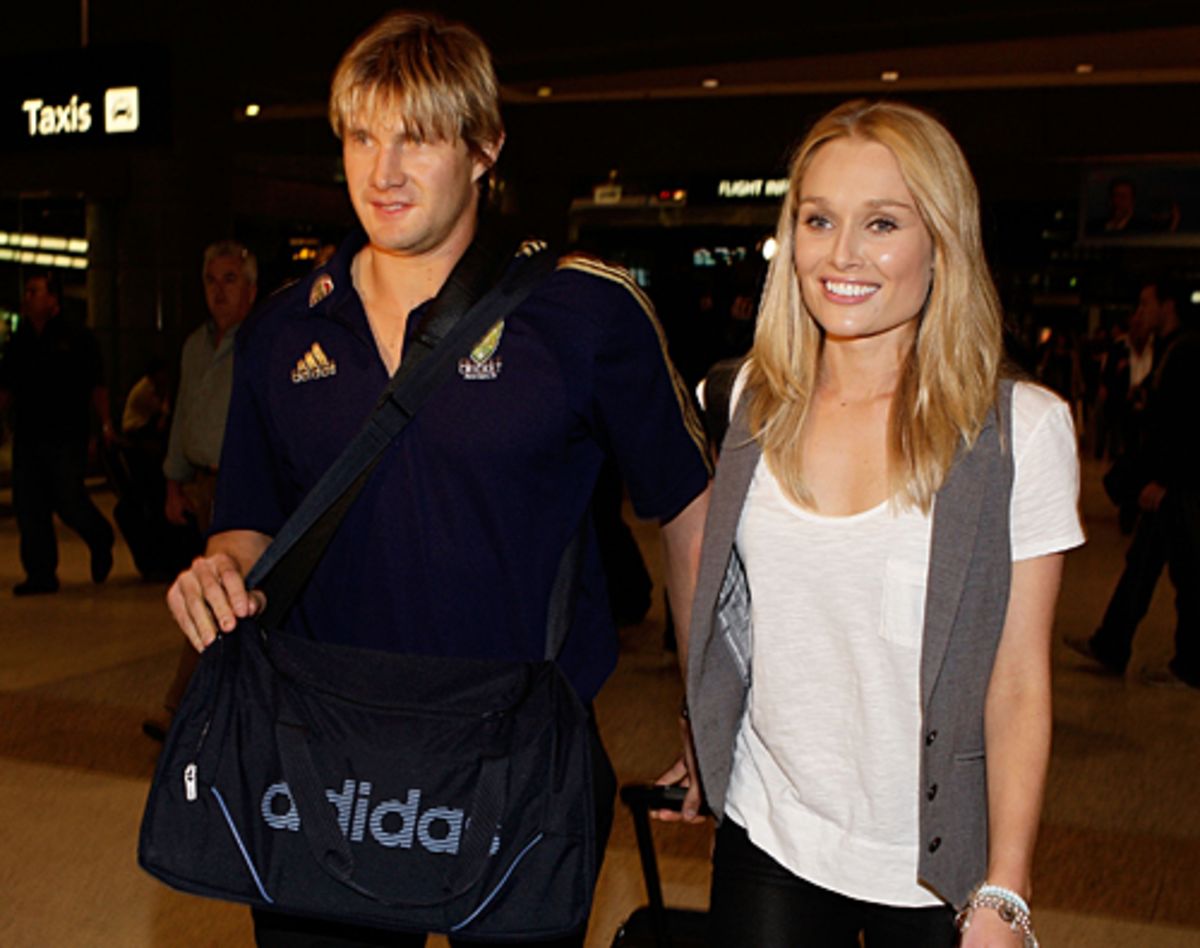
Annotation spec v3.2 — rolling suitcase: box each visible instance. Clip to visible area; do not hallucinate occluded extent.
[611,784,709,948]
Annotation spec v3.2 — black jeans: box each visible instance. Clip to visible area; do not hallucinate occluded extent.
[1091,506,1170,671]
[253,715,617,947]
[1093,490,1200,683]
[709,821,957,948]
[1165,490,1200,685]
[12,438,114,582]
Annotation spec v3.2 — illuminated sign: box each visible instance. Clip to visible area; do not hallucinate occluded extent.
[717,178,789,200]
[2,46,165,150]
[104,87,140,133]
[22,95,93,136]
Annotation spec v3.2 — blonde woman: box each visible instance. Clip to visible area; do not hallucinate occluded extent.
[672,101,1083,946]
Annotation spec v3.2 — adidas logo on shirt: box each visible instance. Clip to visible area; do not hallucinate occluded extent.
[291,342,337,384]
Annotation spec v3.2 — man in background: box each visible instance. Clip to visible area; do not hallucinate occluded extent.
[143,240,256,740]
[0,270,114,595]
[1072,279,1200,689]
[163,240,257,533]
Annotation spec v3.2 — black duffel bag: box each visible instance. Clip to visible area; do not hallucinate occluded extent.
[139,626,595,938]
[138,231,596,939]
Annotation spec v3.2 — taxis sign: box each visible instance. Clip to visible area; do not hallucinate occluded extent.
[21,88,140,137]
[3,46,165,149]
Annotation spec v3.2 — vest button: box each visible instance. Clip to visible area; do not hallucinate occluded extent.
[926,783,938,801]
[925,730,938,746]
[928,837,942,853]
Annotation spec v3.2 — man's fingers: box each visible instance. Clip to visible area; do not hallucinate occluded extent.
[167,569,218,651]
[247,589,267,616]
[165,553,253,650]
[165,579,204,652]
[195,557,238,633]
[217,562,254,624]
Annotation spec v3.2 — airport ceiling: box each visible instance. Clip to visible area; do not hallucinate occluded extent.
[5,1,1199,110]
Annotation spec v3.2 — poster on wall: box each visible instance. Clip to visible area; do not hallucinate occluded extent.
[1079,161,1200,246]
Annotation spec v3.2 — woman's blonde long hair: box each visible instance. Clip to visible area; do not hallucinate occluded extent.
[746,99,1003,511]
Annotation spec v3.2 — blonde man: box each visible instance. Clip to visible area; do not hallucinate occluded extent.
[165,11,709,947]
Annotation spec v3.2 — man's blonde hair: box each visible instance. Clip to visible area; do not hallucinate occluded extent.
[329,10,503,159]
[746,99,1003,512]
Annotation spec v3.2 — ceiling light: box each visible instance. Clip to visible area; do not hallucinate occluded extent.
[245,103,261,117]
[881,70,900,82]
[701,78,719,89]
[1075,63,1095,75]
[536,86,552,98]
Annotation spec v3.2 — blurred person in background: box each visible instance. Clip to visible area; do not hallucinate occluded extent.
[142,240,256,741]
[1071,278,1200,690]
[0,270,115,595]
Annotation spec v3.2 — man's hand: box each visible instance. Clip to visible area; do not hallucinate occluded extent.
[167,541,269,652]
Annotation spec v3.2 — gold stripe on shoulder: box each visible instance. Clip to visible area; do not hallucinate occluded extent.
[516,239,548,258]
[557,253,711,471]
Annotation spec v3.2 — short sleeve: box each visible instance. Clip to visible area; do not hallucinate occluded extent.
[1010,382,1086,561]
[578,265,710,522]
[209,331,288,538]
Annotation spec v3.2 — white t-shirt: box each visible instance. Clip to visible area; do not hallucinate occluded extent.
[723,381,1085,906]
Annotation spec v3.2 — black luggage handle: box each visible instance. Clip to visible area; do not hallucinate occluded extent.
[618,784,711,948]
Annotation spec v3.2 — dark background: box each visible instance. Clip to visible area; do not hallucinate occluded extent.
[2,0,1199,402]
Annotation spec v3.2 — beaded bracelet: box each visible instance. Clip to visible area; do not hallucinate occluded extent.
[955,883,1039,948]
[977,883,1030,917]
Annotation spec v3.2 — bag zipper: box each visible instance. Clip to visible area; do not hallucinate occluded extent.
[183,635,226,803]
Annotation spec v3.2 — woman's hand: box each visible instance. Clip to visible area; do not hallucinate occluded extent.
[651,713,706,823]
[959,905,1026,947]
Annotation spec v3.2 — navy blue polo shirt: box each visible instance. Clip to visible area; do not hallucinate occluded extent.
[213,230,709,701]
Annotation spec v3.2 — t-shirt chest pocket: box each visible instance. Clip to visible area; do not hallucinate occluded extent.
[878,560,928,648]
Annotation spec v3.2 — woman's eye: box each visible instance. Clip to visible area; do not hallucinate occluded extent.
[868,218,898,234]
[803,214,831,230]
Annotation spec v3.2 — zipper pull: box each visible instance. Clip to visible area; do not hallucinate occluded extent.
[184,763,198,802]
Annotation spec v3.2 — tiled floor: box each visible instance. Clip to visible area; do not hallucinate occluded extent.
[1,458,1197,946]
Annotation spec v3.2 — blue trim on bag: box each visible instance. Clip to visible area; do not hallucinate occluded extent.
[449,832,544,932]
[211,786,275,904]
